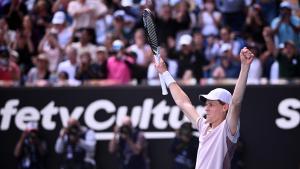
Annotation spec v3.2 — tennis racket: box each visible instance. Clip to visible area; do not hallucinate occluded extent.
[142,8,168,95]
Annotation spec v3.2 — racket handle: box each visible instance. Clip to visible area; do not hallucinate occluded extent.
[155,48,168,95]
[159,74,168,95]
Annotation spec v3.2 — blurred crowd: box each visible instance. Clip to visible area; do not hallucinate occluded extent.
[0,0,299,87]
[15,118,201,169]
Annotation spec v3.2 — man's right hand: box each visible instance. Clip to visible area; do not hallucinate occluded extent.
[113,125,119,134]
[154,58,167,74]
[240,47,254,66]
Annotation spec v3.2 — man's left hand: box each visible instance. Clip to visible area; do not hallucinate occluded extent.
[240,47,254,65]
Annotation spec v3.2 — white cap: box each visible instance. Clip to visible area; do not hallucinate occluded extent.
[112,39,124,51]
[220,43,232,53]
[10,50,19,58]
[280,1,291,9]
[52,11,66,24]
[121,0,133,7]
[113,10,125,19]
[199,88,232,104]
[179,34,192,46]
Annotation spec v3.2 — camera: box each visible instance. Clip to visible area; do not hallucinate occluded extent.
[66,124,81,143]
[281,13,290,19]
[24,130,39,145]
[119,125,131,136]
[179,123,192,138]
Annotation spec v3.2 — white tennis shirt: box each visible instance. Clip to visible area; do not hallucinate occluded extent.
[195,117,240,169]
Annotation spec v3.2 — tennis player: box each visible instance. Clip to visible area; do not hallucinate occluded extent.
[156,47,254,169]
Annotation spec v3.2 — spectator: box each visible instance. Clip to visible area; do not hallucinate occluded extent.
[93,46,108,79]
[271,1,300,49]
[168,34,193,79]
[126,29,152,82]
[0,46,20,84]
[256,0,277,24]
[1,0,28,30]
[71,29,97,62]
[173,1,192,34]
[14,122,47,169]
[20,15,40,52]
[11,27,34,76]
[67,0,107,30]
[106,40,134,85]
[243,3,266,45]
[213,26,242,78]
[109,10,133,44]
[170,122,198,169]
[260,26,277,78]
[55,118,96,169]
[212,43,239,78]
[246,42,262,84]
[68,0,107,43]
[75,52,103,81]
[31,0,52,42]
[54,71,70,86]
[191,30,208,80]
[51,11,74,49]
[94,7,111,45]
[26,54,50,87]
[109,116,149,169]
[217,26,241,60]
[156,4,177,44]
[215,0,246,32]
[57,46,78,81]
[203,35,219,78]
[271,40,300,79]
[198,0,222,37]
[38,28,62,73]
[127,29,152,67]
[0,17,16,45]
[83,46,108,86]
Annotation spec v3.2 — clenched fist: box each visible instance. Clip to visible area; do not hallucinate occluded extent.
[240,47,254,65]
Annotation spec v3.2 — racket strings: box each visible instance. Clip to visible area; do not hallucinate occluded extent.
[143,12,158,55]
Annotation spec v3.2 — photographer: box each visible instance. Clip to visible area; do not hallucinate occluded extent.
[170,122,198,169]
[55,119,96,169]
[14,122,47,169]
[109,116,149,169]
[271,1,300,49]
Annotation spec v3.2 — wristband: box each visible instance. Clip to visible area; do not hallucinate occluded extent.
[161,71,176,87]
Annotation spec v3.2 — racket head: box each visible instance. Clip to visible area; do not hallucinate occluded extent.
[142,8,159,55]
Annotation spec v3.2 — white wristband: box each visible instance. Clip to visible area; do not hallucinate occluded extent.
[161,71,176,87]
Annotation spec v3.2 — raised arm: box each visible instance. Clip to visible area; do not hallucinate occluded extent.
[227,47,254,135]
[155,60,200,126]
